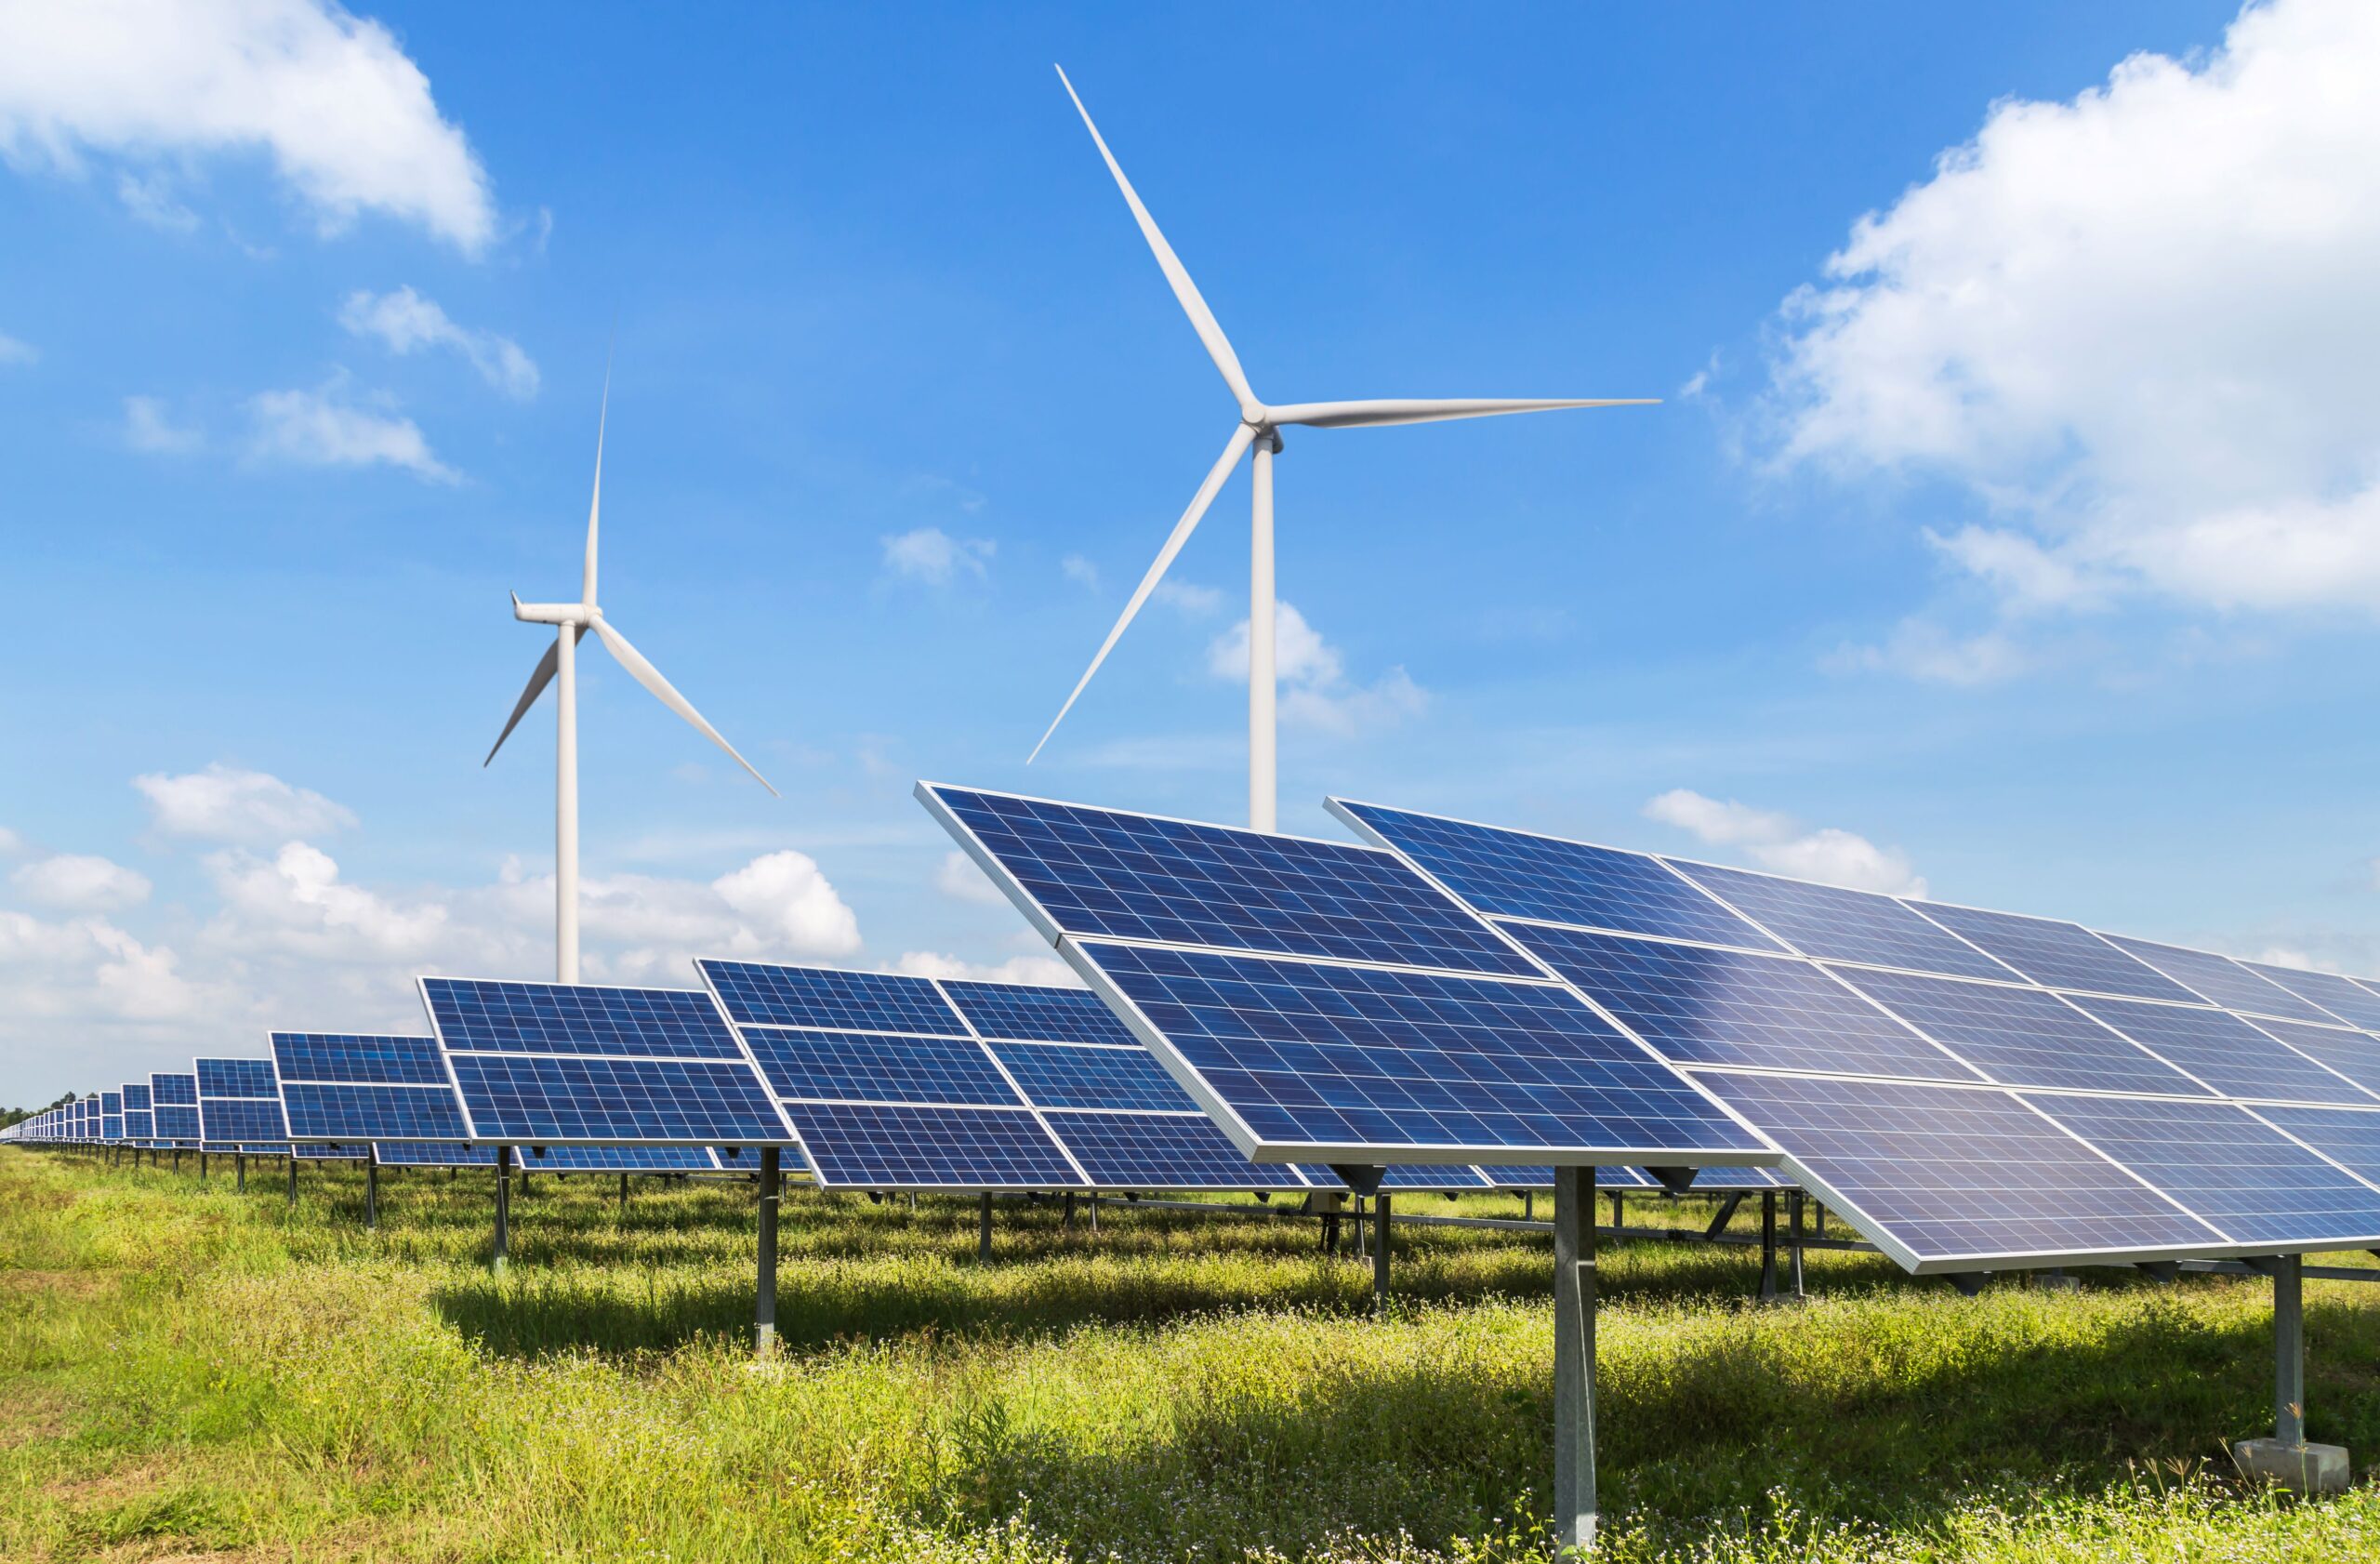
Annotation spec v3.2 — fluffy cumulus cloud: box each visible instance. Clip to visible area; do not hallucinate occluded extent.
[338,285,537,398]
[246,382,456,482]
[1207,602,1427,738]
[0,908,203,1027]
[136,763,357,844]
[0,0,497,253]
[1644,788,1927,896]
[11,853,152,913]
[888,949,1080,988]
[1768,0,2380,672]
[881,526,994,585]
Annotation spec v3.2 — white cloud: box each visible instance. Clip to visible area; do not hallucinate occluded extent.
[881,526,994,585]
[1644,788,1927,896]
[934,849,1007,906]
[1156,579,1224,615]
[11,854,152,913]
[1061,553,1100,591]
[135,763,357,844]
[0,828,20,855]
[205,840,452,961]
[247,382,456,483]
[337,285,537,398]
[0,908,203,1026]
[0,0,497,254]
[115,169,197,232]
[123,394,202,454]
[1768,0,2380,644]
[1206,602,1427,737]
[0,331,34,365]
[889,949,1081,988]
[1823,616,2030,686]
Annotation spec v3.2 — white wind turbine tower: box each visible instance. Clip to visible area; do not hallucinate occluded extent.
[486,382,777,982]
[1031,66,1657,832]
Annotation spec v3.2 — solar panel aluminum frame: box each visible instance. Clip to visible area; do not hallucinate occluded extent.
[416,975,800,1150]
[923,783,1782,1173]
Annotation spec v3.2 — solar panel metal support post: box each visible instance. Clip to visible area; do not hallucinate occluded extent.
[618,1172,629,1216]
[1372,1193,1393,1312]
[1064,1190,1077,1231]
[364,1158,378,1232]
[1787,1190,1805,1300]
[978,1192,994,1261]
[286,1154,298,1209]
[755,1147,780,1357]
[235,1152,245,1194]
[1758,1191,1778,1302]
[493,1146,512,1272]
[2231,1252,2351,1496]
[1553,1165,1598,1557]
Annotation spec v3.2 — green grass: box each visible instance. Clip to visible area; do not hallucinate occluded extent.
[4,1151,2378,1561]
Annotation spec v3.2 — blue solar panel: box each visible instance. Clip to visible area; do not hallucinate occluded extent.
[446,1053,786,1145]
[284,1082,469,1141]
[2023,1093,2380,1245]
[1297,1161,1491,1190]
[151,1072,197,1107]
[2239,961,2380,1031]
[1475,1165,1658,1188]
[697,960,967,1035]
[153,1106,201,1142]
[2063,995,2375,1106]
[372,1141,494,1167]
[101,1091,122,1116]
[925,785,1536,977]
[424,978,745,1058]
[1334,801,1788,952]
[1907,902,2198,1002]
[1828,966,2209,1096]
[740,1026,1023,1107]
[526,1146,724,1173]
[1060,1113,1308,1187]
[271,1033,449,1085]
[197,1058,278,1098]
[1514,924,1979,1082]
[2096,935,2335,1024]
[782,1102,1081,1188]
[124,1110,153,1139]
[1081,939,1769,1160]
[984,1040,1183,1111]
[122,1083,151,1111]
[942,979,1139,1044]
[2254,1020,2380,1099]
[1667,861,2016,981]
[2253,1106,2380,1188]
[1690,1072,2222,1266]
[200,1098,287,1143]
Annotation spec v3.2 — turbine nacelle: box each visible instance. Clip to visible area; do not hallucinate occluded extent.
[511,596,593,627]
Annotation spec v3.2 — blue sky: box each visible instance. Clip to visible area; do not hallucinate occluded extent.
[7,0,2380,1103]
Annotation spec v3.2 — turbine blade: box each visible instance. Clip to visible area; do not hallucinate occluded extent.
[1055,64,1258,412]
[484,636,567,766]
[583,369,611,606]
[1269,396,1659,429]
[1028,421,1255,764]
[588,616,778,795]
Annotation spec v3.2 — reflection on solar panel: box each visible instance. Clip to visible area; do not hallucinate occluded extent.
[1906,902,2197,1002]
[1828,966,2207,1096]
[1331,801,1786,952]
[926,786,1536,976]
[2097,934,2335,1024]
[2021,1093,2380,1244]
[2253,1020,2380,1099]
[1080,939,1769,1162]
[2240,961,2380,1032]
[1665,861,2016,981]
[2062,995,2374,1106]
[704,961,966,1035]
[271,1033,470,1144]
[194,1056,287,1148]
[2253,1106,2380,1186]
[421,977,789,1146]
[1512,924,1977,1081]
[1690,1073,2221,1268]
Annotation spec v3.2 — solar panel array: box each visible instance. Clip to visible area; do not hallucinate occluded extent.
[1333,797,2380,1271]
[121,1081,153,1143]
[194,1056,289,1153]
[151,1072,201,1146]
[271,1032,471,1150]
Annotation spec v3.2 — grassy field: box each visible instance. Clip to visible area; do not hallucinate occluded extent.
[5,1150,2379,1561]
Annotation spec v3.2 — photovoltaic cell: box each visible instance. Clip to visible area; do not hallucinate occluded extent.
[199,1098,287,1144]
[926,785,1535,977]
[283,1081,469,1141]
[271,1033,449,1085]
[1827,966,2208,1096]
[2062,995,2374,1106]
[1667,860,2016,981]
[2097,935,2335,1024]
[983,1040,1183,1111]
[2022,1093,2380,1245]
[1063,1113,1308,1188]
[782,1102,1079,1188]
[1906,902,2197,1002]
[1081,939,1769,1160]
[425,979,746,1058]
[197,1058,278,1098]
[2239,961,2380,1032]
[447,1053,785,1144]
[942,979,1140,1045]
[152,1104,201,1143]
[1333,801,1786,952]
[1514,923,1977,1081]
[123,1083,151,1112]
[1688,1072,2221,1265]
[740,1027,1022,1107]
[699,960,965,1035]
[2253,1106,2380,1187]
[152,1072,197,1107]
[2253,1020,2380,1099]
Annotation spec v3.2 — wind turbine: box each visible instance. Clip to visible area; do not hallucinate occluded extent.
[485,381,776,982]
[1030,66,1657,832]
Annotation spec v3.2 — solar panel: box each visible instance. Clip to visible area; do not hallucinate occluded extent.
[271,1033,472,1144]
[741,1027,1023,1107]
[151,1071,200,1144]
[369,1141,492,1167]
[1331,800,1788,952]
[523,1146,726,1173]
[1687,1072,2222,1269]
[703,961,967,1035]
[123,1083,151,1112]
[2062,995,2375,1106]
[1293,1161,1494,1191]
[1905,902,2198,1002]
[1513,923,1978,1081]
[980,1040,1184,1111]
[194,1056,287,1147]
[1054,1114,1307,1187]
[100,1091,123,1141]
[1079,938,1772,1164]
[2097,934,2335,1024]
[2252,1106,2380,1187]
[1664,861,2017,981]
[2252,1020,2380,1099]
[420,977,789,1146]
[941,979,1137,1045]
[2021,1093,2380,1245]
[151,1072,197,1107]
[783,1102,1082,1188]
[2238,961,2380,1032]
[1827,966,2209,1096]
[924,785,1537,977]
[197,1058,278,1098]
[1477,1165,1656,1189]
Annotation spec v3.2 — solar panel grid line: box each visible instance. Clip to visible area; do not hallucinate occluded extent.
[2096,934,2343,1026]
[926,974,1112,1189]
[697,960,973,1038]
[1892,899,2204,1004]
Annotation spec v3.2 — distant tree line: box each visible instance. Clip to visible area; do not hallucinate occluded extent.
[0,1092,76,1130]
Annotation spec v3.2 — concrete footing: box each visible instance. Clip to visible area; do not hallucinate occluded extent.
[2232,1438,2350,1496]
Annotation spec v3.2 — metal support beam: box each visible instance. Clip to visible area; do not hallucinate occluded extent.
[619,1171,629,1216]
[1609,1190,1623,1228]
[1704,1190,1745,1239]
[1787,1189,1805,1300]
[287,1153,298,1209]
[2275,1252,2305,1446]
[756,1147,781,1357]
[1064,1190,1077,1231]
[978,1191,994,1261]
[1553,1166,1598,1557]
[493,1146,512,1272]
[1089,1189,1098,1231]
[364,1158,378,1232]
[1758,1189,1778,1301]
[1372,1193,1392,1312]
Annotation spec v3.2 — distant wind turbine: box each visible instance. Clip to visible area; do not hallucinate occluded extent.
[1030,66,1658,831]
[486,378,776,982]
